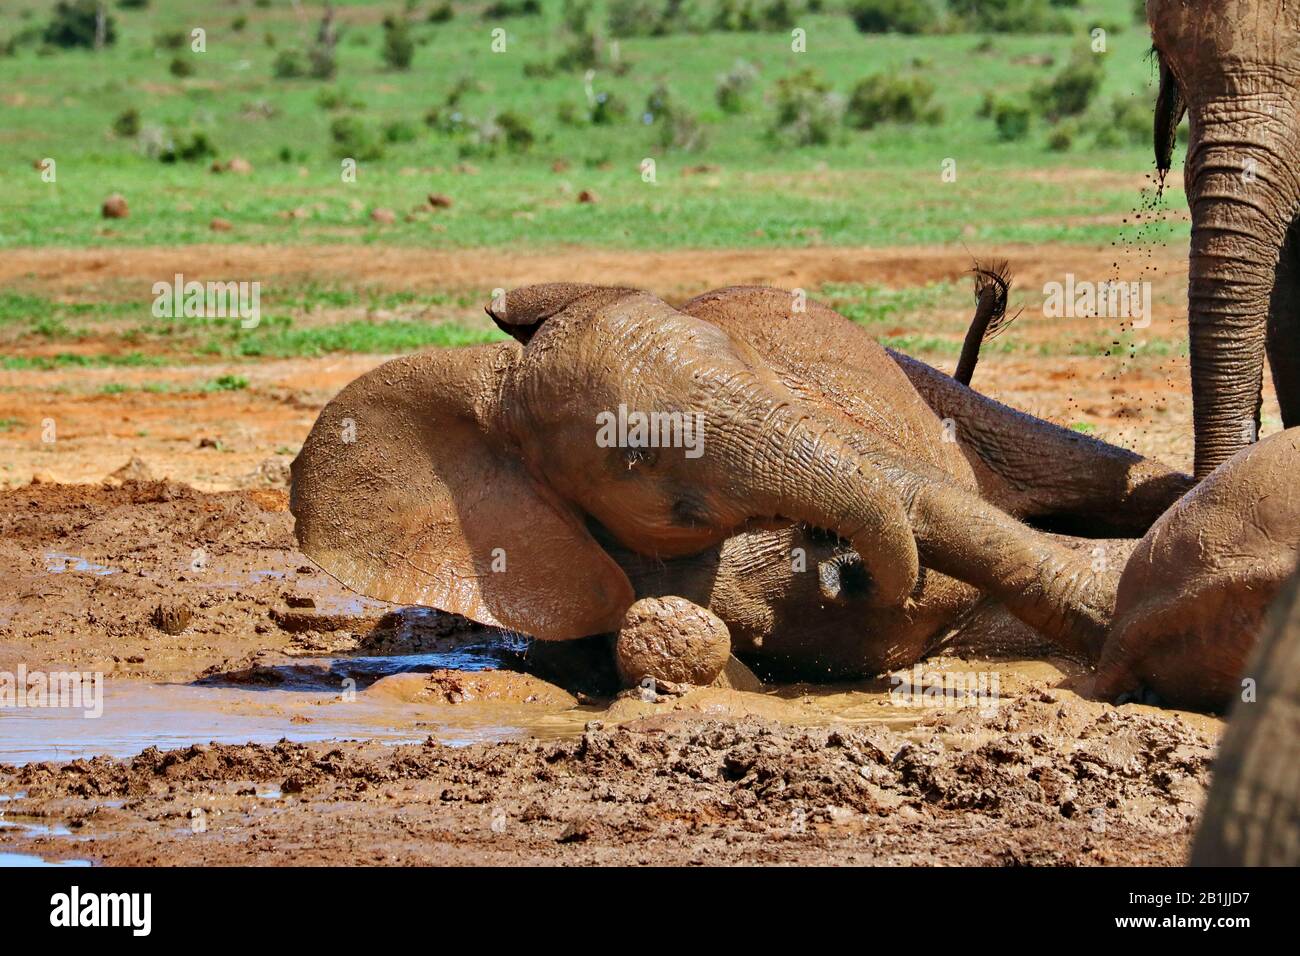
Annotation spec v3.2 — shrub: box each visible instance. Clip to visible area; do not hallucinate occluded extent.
[770,69,843,146]
[497,111,536,150]
[308,43,337,79]
[44,0,116,49]
[644,84,707,151]
[169,55,194,78]
[715,59,759,113]
[1033,49,1103,120]
[948,0,1071,34]
[1046,121,1075,151]
[992,99,1031,141]
[848,0,933,35]
[383,119,418,143]
[232,15,248,32]
[154,29,185,50]
[845,73,942,129]
[117,0,149,8]
[427,2,454,22]
[111,107,140,137]
[482,0,542,18]
[381,15,414,70]
[272,49,306,78]
[159,129,216,163]
[590,91,628,125]
[330,116,385,160]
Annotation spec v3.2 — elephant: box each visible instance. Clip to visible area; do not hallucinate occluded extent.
[290,282,1191,687]
[1094,427,1300,711]
[1191,563,1300,865]
[1147,0,1300,478]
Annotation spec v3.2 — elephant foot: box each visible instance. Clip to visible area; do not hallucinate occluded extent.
[614,596,731,689]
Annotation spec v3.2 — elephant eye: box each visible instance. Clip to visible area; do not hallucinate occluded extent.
[622,447,657,469]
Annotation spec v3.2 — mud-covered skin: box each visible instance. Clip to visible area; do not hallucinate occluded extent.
[1095,428,1300,711]
[1146,0,1300,477]
[1193,566,1300,865]
[614,596,731,687]
[292,283,1191,684]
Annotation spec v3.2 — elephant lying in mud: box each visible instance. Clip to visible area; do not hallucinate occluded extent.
[291,282,1191,688]
[1095,428,1300,711]
[1192,563,1300,865]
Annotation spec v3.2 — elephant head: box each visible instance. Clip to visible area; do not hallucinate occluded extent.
[1148,0,1300,477]
[290,283,918,642]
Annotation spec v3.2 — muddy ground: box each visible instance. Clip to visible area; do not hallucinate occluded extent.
[0,245,1233,866]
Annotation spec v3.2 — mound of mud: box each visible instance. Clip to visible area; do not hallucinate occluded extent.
[3,690,1213,866]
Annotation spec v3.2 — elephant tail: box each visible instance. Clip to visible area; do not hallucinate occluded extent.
[953,260,1017,387]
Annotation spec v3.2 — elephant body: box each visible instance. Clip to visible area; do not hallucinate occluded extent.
[292,283,1191,686]
[1096,427,1300,710]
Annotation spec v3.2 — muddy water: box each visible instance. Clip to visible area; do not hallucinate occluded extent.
[0,647,1135,765]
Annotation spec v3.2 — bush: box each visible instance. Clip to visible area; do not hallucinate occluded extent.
[44,0,116,49]
[309,43,337,79]
[644,84,707,151]
[590,91,628,125]
[272,49,306,79]
[117,0,149,8]
[848,0,933,34]
[111,107,140,137]
[168,55,194,78]
[482,0,542,18]
[845,73,942,129]
[159,129,216,163]
[770,69,844,146]
[1046,121,1075,151]
[992,99,1031,141]
[381,15,414,70]
[497,111,536,150]
[232,15,248,32]
[330,116,385,160]
[383,119,418,144]
[1033,49,1103,120]
[948,0,1072,34]
[427,2,454,22]
[153,29,184,50]
[715,59,759,113]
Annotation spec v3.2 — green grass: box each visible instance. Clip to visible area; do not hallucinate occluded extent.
[0,0,1183,251]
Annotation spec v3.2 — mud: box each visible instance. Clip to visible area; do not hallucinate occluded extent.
[0,479,1222,865]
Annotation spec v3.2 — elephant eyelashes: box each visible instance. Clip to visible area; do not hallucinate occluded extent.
[622,447,657,469]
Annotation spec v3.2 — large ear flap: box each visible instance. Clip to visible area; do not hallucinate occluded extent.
[485,283,636,344]
[290,342,635,640]
[1154,54,1186,178]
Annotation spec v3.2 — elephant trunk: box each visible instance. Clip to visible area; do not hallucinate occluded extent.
[1183,96,1300,477]
[731,407,920,608]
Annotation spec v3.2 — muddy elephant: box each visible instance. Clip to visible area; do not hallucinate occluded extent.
[1147,0,1300,477]
[291,283,1190,686]
[1095,428,1300,711]
[1191,563,1300,865]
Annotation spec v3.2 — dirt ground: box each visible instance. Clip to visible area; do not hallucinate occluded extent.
[0,244,1234,866]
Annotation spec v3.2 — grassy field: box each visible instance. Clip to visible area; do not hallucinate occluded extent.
[1,0,1183,250]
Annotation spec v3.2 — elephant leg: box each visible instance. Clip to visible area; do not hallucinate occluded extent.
[889,349,1193,536]
[1267,218,1300,429]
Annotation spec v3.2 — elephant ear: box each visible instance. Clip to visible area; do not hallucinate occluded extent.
[486,283,637,344]
[1154,54,1186,177]
[289,342,635,640]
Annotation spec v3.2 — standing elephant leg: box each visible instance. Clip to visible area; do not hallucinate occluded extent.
[1267,219,1300,429]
